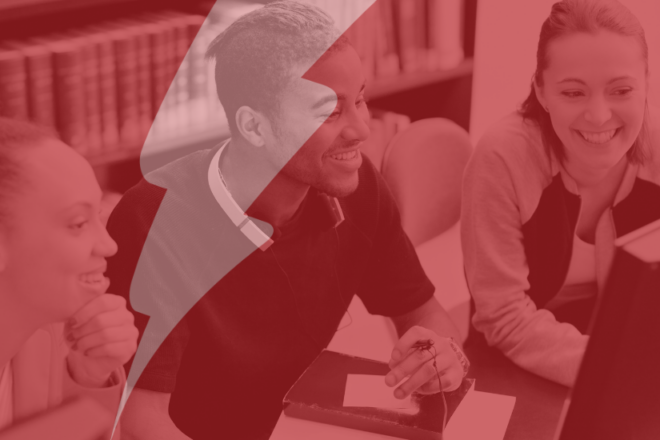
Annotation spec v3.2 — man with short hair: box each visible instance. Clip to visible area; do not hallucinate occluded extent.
[107,2,468,439]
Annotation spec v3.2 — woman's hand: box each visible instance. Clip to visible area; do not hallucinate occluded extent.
[385,326,468,399]
[65,294,138,388]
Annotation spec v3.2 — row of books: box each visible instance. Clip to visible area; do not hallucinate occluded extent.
[0,5,257,157]
[303,0,466,79]
[0,0,463,160]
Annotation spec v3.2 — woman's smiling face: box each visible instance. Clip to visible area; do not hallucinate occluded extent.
[0,139,117,324]
[536,30,648,173]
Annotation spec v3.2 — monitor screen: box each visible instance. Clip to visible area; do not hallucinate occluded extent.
[557,220,660,440]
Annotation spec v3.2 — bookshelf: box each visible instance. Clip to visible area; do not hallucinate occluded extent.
[367,58,473,100]
[0,0,477,192]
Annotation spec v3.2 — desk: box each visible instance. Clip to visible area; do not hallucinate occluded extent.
[271,343,569,440]
[463,344,569,440]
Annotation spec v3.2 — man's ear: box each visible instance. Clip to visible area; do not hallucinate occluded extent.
[235,106,270,148]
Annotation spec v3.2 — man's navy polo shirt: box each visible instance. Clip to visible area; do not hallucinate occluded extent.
[106,145,434,439]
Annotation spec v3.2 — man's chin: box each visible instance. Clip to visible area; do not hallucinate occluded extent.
[319,177,360,198]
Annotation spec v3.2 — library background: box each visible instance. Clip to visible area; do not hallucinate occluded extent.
[0,0,476,199]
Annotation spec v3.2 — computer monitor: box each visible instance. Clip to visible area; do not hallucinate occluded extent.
[556,219,660,440]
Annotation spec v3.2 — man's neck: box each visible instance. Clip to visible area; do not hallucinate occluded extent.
[219,139,310,228]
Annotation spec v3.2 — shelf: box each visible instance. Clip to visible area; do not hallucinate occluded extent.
[366,58,474,100]
[87,61,474,169]
[0,0,137,23]
[87,124,230,168]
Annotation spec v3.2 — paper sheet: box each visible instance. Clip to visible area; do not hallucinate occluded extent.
[443,390,516,440]
[343,374,416,410]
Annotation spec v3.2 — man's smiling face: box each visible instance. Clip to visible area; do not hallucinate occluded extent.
[263,45,371,198]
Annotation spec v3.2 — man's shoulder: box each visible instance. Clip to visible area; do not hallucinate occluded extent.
[109,147,218,232]
[143,148,215,192]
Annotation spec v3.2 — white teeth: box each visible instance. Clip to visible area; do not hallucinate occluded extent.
[329,150,359,161]
[80,273,104,284]
[579,129,617,144]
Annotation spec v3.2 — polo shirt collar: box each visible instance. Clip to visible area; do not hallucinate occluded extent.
[207,139,345,251]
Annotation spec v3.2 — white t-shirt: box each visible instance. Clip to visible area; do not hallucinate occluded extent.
[545,235,597,311]
[0,362,13,431]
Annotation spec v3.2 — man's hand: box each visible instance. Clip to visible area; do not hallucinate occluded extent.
[385,325,465,399]
[65,294,138,388]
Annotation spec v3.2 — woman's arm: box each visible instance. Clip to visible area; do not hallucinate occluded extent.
[120,388,191,440]
[461,127,588,387]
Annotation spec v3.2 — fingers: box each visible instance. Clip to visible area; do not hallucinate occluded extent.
[386,345,435,387]
[65,293,138,365]
[387,326,467,398]
[67,294,128,330]
[66,308,134,341]
[71,326,138,360]
[85,341,138,362]
[387,350,458,399]
[389,325,436,368]
[387,328,455,388]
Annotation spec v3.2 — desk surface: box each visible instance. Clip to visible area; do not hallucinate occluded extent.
[463,343,569,440]
[273,343,570,440]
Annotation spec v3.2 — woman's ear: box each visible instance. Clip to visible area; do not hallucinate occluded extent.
[235,106,269,148]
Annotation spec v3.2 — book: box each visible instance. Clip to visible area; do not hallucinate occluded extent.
[0,47,28,120]
[427,0,465,70]
[85,27,121,152]
[160,10,195,134]
[46,36,88,154]
[140,12,178,138]
[283,350,475,440]
[103,23,141,147]
[64,32,104,155]
[118,19,155,139]
[374,0,401,78]
[394,0,422,73]
[184,14,210,129]
[4,40,56,131]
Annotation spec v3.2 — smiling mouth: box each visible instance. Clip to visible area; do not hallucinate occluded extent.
[577,128,620,144]
[79,271,109,292]
[327,150,360,161]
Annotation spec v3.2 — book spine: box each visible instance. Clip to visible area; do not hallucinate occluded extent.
[186,15,209,129]
[147,17,177,138]
[78,38,104,155]
[428,0,465,69]
[0,49,29,120]
[22,44,57,131]
[131,23,154,139]
[111,29,141,146]
[374,0,400,78]
[93,31,120,151]
[416,0,431,71]
[171,14,193,134]
[395,0,420,73]
[360,2,377,81]
[51,41,87,154]
[160,18,179,137]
